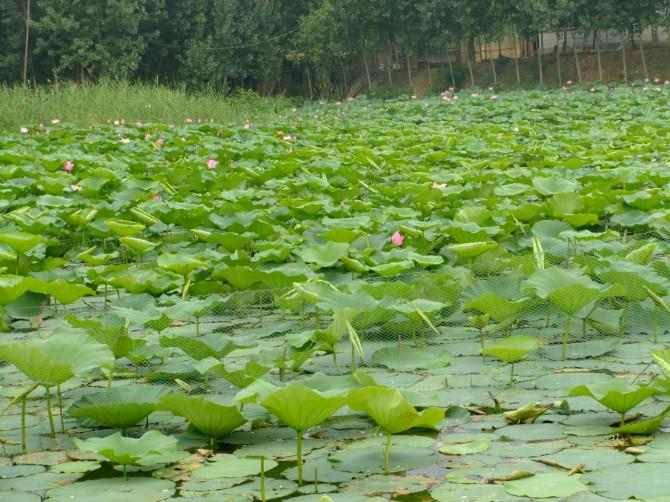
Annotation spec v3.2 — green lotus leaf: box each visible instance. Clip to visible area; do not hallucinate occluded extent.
[446,241,498,258]
[480,335,541,363]
[611,410,669,435]
[67,208,98,226]
[44,478,175,502]
[348,386,444,475]
[533,176,579,195]
[348,386,443,435]
[625,242,657,265]
[260,384,347,485]
[463,292,530,322]
[65,314,139,360]
[652,349,670,380]
[504,472,587,498]
[44,279,95,305]
[192,454,278,479]
[0,275,44,305]
[74,430,184,468]
[0,330,114,386]
[119,236,157,254]
[156,252,207,276]
[568,379,660,423]
[297,242,350,268]
[157,394,246,440]
[260,385,347,433]
[68,386,169,429]
[103,219,145,237]
[75,246,118,266]
[0,231,44,253]
[370,346,451,371]
[340,256,370,273]
[370,260,415,276]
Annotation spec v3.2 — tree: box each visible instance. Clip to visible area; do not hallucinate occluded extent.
[33,0,150,82]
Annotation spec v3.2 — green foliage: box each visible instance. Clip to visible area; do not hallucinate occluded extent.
[74,430,185,473]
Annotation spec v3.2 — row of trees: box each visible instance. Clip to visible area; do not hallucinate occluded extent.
[1,0,668,96]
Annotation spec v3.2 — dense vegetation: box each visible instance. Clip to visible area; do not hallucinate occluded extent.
[0,81,290,132]
[2,86,670,500]
[2,0,669,95]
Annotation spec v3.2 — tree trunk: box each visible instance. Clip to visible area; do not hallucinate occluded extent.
[490,52,497,83]
[22,0,30,87]
[340,57,348,93]
[536,32,544,86]
[425,50,432,87]
[362,52,372,93]
[305,67,313,100]
[621,31,628,84]
[386,42,393,85]
[446,49,456,88]
[406,53,413,89]
[513,29,521,85]
[572,31,582,84]
[639,30,649,80]
[462,39,475,88]
[596,30,603,82]
[498,39,502,58]
[556,32,562,85]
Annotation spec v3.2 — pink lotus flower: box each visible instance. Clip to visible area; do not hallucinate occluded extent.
[19,127,28,133]
[69,184,82,192]
[63,160,74,172]
[391,231,405,247]
[144,133,152,141]
[150,194,161,201]
[34,315,43,327]
[432,182,447,189]
[155,138,165,146]
[276,131,285,136]
[207,159,218,169]
[566,80,574,85]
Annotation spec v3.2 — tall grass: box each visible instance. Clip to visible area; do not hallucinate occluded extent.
[0,80,292,130]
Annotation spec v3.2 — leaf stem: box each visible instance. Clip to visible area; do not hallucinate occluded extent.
[57,385,65,433]
[21,396,27,454]
[510,363,515,385]
[297,430,303,486]
[384,432,392,474]
[260,456,266,502]
[45,386,56,438]
[562,314,573,360]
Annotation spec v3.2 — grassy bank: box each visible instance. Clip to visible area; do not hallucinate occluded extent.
[0,81,292,131]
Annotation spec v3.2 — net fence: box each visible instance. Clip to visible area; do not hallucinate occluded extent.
[7,227,661,394]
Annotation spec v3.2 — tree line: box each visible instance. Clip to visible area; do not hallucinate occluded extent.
[1,0,668,96]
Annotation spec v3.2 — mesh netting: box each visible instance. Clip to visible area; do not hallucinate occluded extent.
[10,229,664,394]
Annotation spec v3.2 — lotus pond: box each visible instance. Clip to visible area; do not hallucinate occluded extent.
[3,85,670,501]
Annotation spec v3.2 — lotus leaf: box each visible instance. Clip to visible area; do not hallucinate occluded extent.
[568,379,660,425]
